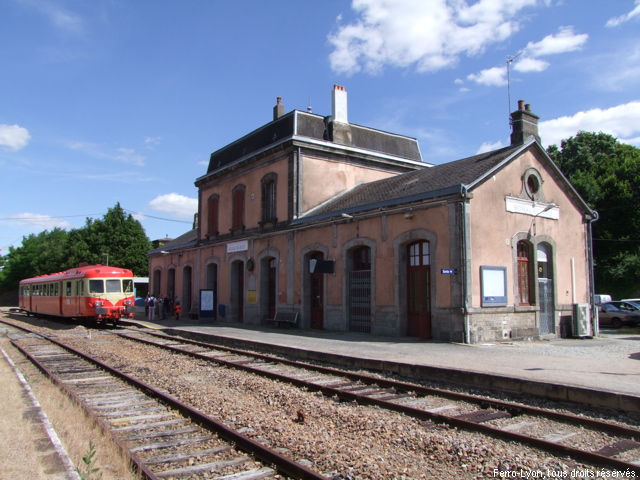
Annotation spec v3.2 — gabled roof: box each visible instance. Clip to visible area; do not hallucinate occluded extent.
[297,139,595,223]
[298,144,522,222]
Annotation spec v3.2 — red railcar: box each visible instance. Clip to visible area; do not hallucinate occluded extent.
[18,264,135,324]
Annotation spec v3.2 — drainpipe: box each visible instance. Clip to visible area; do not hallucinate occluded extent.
[461,185,471,344]
[587,210,599,335]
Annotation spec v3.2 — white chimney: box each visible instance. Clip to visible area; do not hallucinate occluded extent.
[332,84,348,124]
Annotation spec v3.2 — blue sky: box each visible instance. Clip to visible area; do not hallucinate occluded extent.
[1,0,639,255]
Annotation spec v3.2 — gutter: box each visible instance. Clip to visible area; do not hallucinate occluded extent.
[461,185,471,344]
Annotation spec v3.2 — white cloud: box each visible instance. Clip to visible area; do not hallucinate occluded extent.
[540,101,640,147]
[18,0,84,34]
[328,0,539,75]
[467,25,587,88]
[0,124,31,151]
[523,26,588,57]
[606,1,640,27]
[5,213,71,230]
[467,66,507,86]
[513,56,549,72]
[476,140,505,154]
[149,193,197,219]
[67,141,146,166]
[144,136,162,149]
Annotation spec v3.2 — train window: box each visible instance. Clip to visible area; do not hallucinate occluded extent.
[79,280,84,296]
[54,283,59,296]
[106,279,120,293]
[66,282,72,296]
[123,279,133,294]
[89,280,104,294]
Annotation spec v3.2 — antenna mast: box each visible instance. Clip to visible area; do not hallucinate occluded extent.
[506,51,522,127]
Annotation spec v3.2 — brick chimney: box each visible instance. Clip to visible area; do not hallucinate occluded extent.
[510,100,540,145]
[273,96,285,121]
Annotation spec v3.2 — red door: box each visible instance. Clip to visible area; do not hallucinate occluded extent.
[407,241,431,339]
[310,253,324,329]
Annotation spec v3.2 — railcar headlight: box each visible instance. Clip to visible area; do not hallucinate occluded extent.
[94,300,103,307]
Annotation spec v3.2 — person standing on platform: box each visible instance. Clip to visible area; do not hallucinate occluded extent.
[174,297,181,321]
[147,294,156,322]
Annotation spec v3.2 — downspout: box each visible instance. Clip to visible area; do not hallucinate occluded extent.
[587,210,599,335]
[461,185,471,344]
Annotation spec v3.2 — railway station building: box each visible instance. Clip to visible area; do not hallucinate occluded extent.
[148,85,596,343]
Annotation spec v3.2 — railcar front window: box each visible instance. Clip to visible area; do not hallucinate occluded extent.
[89,280,104,294]
[122,279,133,294]
[106,279,121,293]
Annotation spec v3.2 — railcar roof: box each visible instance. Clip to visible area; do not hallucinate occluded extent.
[20,265,134,284]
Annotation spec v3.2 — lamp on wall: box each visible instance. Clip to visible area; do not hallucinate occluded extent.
[530,203,557,237]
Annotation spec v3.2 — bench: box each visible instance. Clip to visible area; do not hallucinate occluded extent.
[268,311,299,328]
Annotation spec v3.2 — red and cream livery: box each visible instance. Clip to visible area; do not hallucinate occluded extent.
[19,264,135,324]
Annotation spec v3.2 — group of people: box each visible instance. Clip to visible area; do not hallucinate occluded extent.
[144,294,181,321]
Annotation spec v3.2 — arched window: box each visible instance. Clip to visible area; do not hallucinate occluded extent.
[207,194,219,236]
[261,173,277,224]
[517,240,533,305]
[231,184,245,231]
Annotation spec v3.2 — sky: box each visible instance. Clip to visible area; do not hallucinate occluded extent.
[1,0,639,255]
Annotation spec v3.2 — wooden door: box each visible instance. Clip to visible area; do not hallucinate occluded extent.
[407,241,431,339]
[310,253,324,329]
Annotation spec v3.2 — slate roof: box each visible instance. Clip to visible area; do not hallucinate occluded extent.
[299,143,523,221]
[205,110,422,174]
[149,229,198,254]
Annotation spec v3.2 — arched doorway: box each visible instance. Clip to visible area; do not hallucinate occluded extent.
[348,246,371,333]
[406,241,431,339]
[182,266,192,316]
[206,263,218,318]
[230,260,244,323]
[260,257,277,322]
[537,243,555,334]
[308,252,324,329]
[167,268,176,300]
[152,269,161,296]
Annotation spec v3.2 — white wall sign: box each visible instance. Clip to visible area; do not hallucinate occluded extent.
[505,197,560,219]
[226,240,248,253]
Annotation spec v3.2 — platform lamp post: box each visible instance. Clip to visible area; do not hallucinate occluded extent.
[102,252,109,266]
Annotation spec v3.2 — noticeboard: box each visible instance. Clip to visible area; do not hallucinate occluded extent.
[480,266,507,307]
[199,289,215,319]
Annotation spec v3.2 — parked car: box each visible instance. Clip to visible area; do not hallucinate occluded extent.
[598,302,640,328]
[594,294,612,305]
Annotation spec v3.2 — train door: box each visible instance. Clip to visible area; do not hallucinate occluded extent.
[57,282,63,315]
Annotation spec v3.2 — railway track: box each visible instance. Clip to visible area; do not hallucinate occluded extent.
[3,322,327,480]
[111,327,640,474]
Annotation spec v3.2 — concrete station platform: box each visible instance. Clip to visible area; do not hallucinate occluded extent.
[125,314,640,414]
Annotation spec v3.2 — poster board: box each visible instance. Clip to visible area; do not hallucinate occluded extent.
[480,266,507,307]
[199,289,215,319]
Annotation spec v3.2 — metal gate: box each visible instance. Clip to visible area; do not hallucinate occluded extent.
[348,270,371,333]
[538,278,555,334]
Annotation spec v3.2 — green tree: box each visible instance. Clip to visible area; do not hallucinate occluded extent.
[0,228,70,290]
[66,203,151,276]
[0,203,151,291]
[547,132,640,297]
